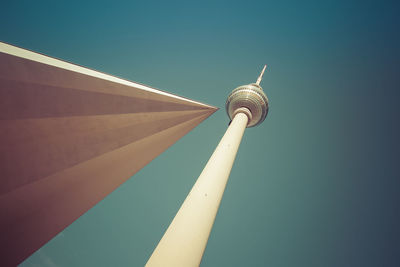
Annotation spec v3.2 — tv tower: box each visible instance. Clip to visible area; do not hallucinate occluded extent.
[146,65,269,267]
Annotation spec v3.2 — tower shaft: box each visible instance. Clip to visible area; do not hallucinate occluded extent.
[146,112,249,267]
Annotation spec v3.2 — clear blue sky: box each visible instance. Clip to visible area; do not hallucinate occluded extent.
[2,0,399,266]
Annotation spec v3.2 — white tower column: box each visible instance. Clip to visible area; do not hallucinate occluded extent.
[146,111,249,267]
[146,66,269,267]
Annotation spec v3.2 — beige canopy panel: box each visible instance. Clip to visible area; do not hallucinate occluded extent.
[0,42,217,267]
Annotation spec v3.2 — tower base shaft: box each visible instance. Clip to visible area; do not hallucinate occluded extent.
[146,112,249,267]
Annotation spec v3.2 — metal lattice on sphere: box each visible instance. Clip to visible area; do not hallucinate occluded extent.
[225,83,269,127]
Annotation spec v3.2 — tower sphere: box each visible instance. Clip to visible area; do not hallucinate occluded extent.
[225,83,269,127]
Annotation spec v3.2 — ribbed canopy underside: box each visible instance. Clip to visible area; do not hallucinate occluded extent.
[0,42,217,267]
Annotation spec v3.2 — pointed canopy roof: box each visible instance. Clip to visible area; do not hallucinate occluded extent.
[0,42,217,266]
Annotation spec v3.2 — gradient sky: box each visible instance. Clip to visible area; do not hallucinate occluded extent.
[2,0,400,266]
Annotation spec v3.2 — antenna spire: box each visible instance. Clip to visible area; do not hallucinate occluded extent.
[256,65,267,85]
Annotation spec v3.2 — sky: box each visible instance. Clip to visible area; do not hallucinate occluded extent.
[1,0,400,266]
